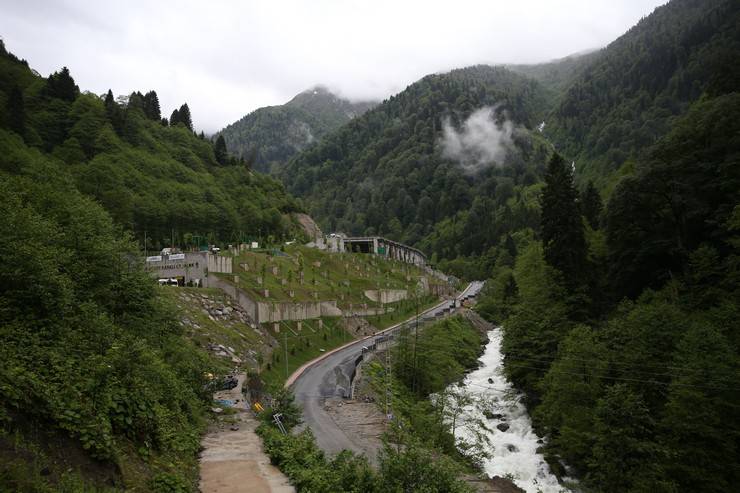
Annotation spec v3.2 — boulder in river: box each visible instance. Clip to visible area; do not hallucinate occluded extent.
[497,422,510,432]
[487,377,494,384]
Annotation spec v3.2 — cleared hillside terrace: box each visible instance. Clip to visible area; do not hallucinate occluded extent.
[214,244,445,308]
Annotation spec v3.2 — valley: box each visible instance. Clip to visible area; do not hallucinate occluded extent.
[1,0,739,491]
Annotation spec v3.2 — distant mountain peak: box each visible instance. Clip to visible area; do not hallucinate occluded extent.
[218,86,378,173]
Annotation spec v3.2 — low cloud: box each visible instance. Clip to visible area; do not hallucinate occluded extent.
[440,106,514,173]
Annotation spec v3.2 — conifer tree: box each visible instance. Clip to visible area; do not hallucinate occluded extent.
[128,91,145,112]
[214,135,228,165]
[46,66,79,101]
[104,89,123,134]
[6,84,25,137]
[541,152,587,292]
[582,180,603,229]
[178,103,193,131]
[169,108,180,127]
[143,91,161,120]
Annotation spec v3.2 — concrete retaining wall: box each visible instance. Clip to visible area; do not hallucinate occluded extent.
[210,275,342,323]
[208,254,233,274]
[363,289,408,304]
[257,300,340,323]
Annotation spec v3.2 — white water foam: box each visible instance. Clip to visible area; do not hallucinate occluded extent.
[449,328,568,493]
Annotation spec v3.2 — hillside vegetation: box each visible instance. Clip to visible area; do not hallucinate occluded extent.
[218,86,376,173]
[545,0,740,187]
[0,41,303,251]
[0,40,303,492]
[0,126,211,491]
[281,66,553,278]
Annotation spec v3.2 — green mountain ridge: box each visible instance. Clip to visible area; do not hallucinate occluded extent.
[0,41,304,250]
[218,86,376,173]
[545,0,740,187]
[280,65,552,277]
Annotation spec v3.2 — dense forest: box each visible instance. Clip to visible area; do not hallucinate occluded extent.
[470,1,740,490]
[0,39,304,490]
[279,0,740,490]
[475,91,740,492]
[0,43,303,251]
[545,0,740,189]
[281,65,553,277]
[217,86,376,173]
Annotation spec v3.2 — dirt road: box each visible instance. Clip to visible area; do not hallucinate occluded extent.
[199,374,294,493]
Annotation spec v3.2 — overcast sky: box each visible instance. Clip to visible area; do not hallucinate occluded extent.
[1,0,666,133]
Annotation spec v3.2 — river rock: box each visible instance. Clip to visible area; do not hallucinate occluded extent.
[488,377,494,384]
[496,423,510,432]
[506,444,518,453]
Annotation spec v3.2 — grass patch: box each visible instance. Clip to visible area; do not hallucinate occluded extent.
[260,318,353,387]
[364,294,441,330]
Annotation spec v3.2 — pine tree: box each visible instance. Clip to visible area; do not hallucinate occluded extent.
[588,384,668,492]
[46,66,79,101]
[177,103,193,131]
[104,89,123,134]
[169,108,180,127]
[143,91,161,120]
[541,152,587,292]
[6,84,25,137]
[581,180,603,229]
[128,91,145,112]
[214,135,228,165]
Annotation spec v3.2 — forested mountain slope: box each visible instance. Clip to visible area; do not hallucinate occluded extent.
[0,41,308,491]
[218,86,376,173]
[0,43,218,491]
[281,65,553,276]
[0,41,303,251]
[506,49,601,103]
[470,1,740,490]
[545,0,740,187]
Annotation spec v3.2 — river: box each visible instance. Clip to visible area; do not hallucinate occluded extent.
[446,327,570,493]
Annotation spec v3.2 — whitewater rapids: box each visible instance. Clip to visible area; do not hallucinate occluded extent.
[448,328,568,493]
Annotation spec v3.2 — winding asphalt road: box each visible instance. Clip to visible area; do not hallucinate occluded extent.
[287,281,485,459]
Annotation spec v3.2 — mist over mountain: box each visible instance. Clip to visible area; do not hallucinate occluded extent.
[217,86,376,173]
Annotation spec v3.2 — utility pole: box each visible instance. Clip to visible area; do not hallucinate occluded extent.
[412,289,419,394]
[284,332,289,381]
[385,335,392,422]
